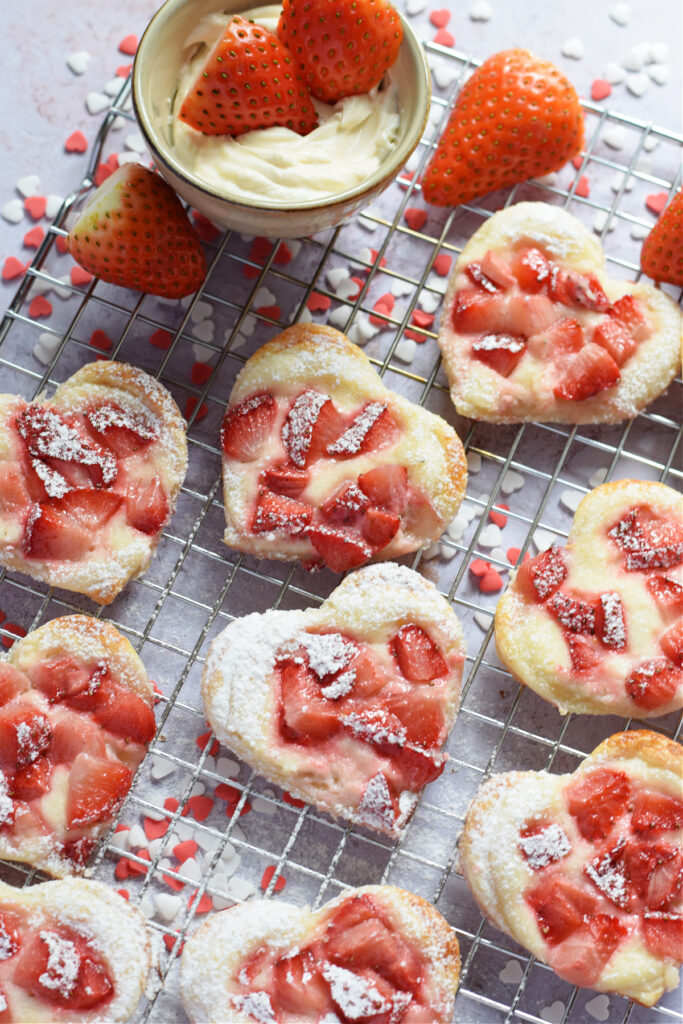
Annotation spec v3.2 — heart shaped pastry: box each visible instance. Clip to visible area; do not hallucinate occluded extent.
[0,361,187,604]
[495,480,683,717]
[460,730,682,1005]
[221,324,467,571]
[438,203,682,423]
[0,614,155,876]
[202,564,464,836]
[179,884,460,1023]
[0,877,151,1022]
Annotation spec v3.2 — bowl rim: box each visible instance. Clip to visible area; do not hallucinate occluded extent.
[132,0,431,214]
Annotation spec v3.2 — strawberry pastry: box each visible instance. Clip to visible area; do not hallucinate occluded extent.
[0,877,151,1022]
[438,203,681,423]
[0,615,155,876]
[460,730,682,1005]
[202,564,464,835]
[220,324,467,571]
[0,361,187,604]
[179,884,460,1023]
[495,480,683,717]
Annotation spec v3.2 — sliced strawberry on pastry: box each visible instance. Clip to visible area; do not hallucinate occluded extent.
[179,884,460,1024]
[495,479,683,717]
[221,325,467,572]
[439,202,681,424]
[0,361,187,605]
[201,564,464,837]
[0,615,154,877]
[460,730,683,1005]
[0,877,151,1022]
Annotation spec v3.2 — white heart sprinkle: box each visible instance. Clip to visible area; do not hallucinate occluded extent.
[194,831,220,852]
[191,781,206,798]
[394,338,416,363]
[155,893,182,922]
[231,333,248,350]
[642,134,659,151]
[499,959,524,984]
[328,304,352,329]
[192,319,215,342]
[390,278,413,298]
[589,467,609,488]
[474,611,493,631]
[335,278,361,301]
[610,170,635,192]
[253,286,275,307]
[37,332,60,356]
[356,247,374,264]
[622,46,645,72]
[127,824,147,850]
[490,547,508,564]
[45,194,64,218]
[608,3,630,25]
[626,72,649,97]
[593,210,615,233]
[52,276,73,300]
[460,502,477,523]
[2,198,24,223]
[533,528,558,552]
[541,1002,566,1024]
[229,876,255,900]
[347,315,378,347]
[193,343,214,363]
[560,489,584,513]
[648,63,669,85]
[479,524,502,548]
[144,808,166,822]
[469,0,493,20]
[585,994,610,1021]
[125,132,147,153]
[16,174,40,198]
[532,171,558,186]
[139,896,155,920]
[439,541,457,561]
[501,469,525,495]
[216,756,240,778]
[603,125,627,149]
[117,151,141,167]
[109,829,130,852]
[174,822,195,843]
[231,824,246,843]
[405,0,426,13]
[180,858,203,883]
[326,267,350,290]
[630,222,650,239]
[467,451,482,473]
[223,854,243,880]
[286,240,301,260]
[85,92,110,115]
[31,279,52,298]
[604,61,626,84]
[648,42,669,63]
[190,299,213,322]
[433,63,459,90]
[147,837,166,860]
[417,289,441,314]
[426,272,447,293]
[561,37,584,60]
[66,50,91,74]
[446,515,467,541]
[421,541,441,561]
[252,795,276,816]
[357,214,378,233]
[103,76,126,97]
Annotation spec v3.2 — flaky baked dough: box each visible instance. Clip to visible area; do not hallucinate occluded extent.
[179,884,460,1024]
[0,360,188,604]
[495,479,683,716]
[222,324,467,562]
[459,730,682,1006]
[438,202,682,423]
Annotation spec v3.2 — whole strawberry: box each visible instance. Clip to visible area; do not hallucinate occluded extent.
[422,49,584,207]
[278,0,403,104]
[178,16,317,137]
[67,164,207,298]
[640,190,683,287]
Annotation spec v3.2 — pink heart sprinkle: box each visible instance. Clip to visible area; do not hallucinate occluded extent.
[24,196,47,220]
[23,227,45,249]
[489,504,509,528]
[28,295,52,318]
[434,28,455,47]
[89,329,112,351]
[65,130,88,153]
[411,310,434,329]
[646,192,668,215]
[480,569,504,593]
[469,558,491,577]
[118,34,139,56]
[575,175,590,198]
[433,252,452,276]
[149,328,173,349]
[591,79,612,101]
[71,265,94,286]
[2,257,28,281]
[429,8,451,28]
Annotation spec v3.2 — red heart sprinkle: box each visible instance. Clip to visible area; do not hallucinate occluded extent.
[489,504,509,528]
[307,291,332,312]
[348,276,364,300]
[196,731,219,756]
[274,242,293,264]
[127,850,151,876]
[215,783,239,802]
[186,795,214,822]
[106,153,119,171]
[173,840,199,863]
[28,296,52,318]
[71,265,94,287]
[2,257,27,281]
[190,362,213,386]
[469,559,491,578]
[116,889,130,900]
[90,329,112,351]
[164,797,180,813]
[375,292,395,312]
[114,857,130,880]
[243,264,260,279]
[411,310,434,329]
[23,227,45,248]
[571,154,583,169]
[480,568,504,593]
[369,302,393,326]
[575,175,590,198]
[149,328,173,349]
[591,79,612,101]
[434,28,454,46]
[188,892,213,914]
[163,873,185,892]
[94,162,114,187]
[646,192,668,215]
[506,547,530,564]
[25,196,47,220]
[261,866,286,892]
[404,328,426,342]
[143,816,169,841]
[184,396,208,421]
[65,130,88,153]
[191,211,220,242]
[282,792,306,808]
[162,932,184,953]
[433,253,452,276]
[116,64,132,78]
[250,237,273,261]
[118,34,139,55]
[56,236,69,254]
[404,207,427,231]
[256,304,281,321]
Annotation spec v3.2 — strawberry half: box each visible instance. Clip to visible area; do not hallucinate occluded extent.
[178,16,317,137]
[422,49,584,207]
[278,0,403,103]
[640,190,683,287]
[67,164,206,298]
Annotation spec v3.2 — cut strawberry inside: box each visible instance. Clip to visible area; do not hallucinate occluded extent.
[52,489,123,530]
[548,590,597,635]
[660,621,683,666]
[584,839,633,909]
[272,951,329,1015]
[0,463,31,513]
[594,592,627,650]
[221,393,276,461]
[0,910,21,960]
[452,289,507,333]
[263,464,309,498]
[642,912,683,963]
[528,316,584,360]
[321,483,369,525]
[327,403,399,457]
[391,744,445,790]
[0,705,51,770]
[646,575,683,614]
[465,261,502,293]
[518,822,571,870]
[66,753,132,827]
[506,292,557,335]
[357,465,408,515]
[622,839,682,910]
[609,294,650,341]
[26,655,92,704]
[125,476,168,535]
[391,624,447,682]
[86,401,156,457]
[324,917,423,993]
[566,634,601,674]
[515,546,567,603]
[11,756,52,802]
[51,713,107,762]
[550,913,627,987]
[252,490,313,535]
[592,317,637,366]
[526,876,597,946]
[609,506,683,571]
[14,927,114,1010]
[631,790,683,833]
[625,658,682,710]
[92,684,156,746]
[0,664,29,707]
[278,660,339,743]
[510,246,550,293]
[480,250,517,290]
[564,273,610,313]
[471,333,526,376]
[306,525,371,572]
[282,390,344,467]
[23,503,93,562]
[553,343,620,402]
[565,767,630,841]
[382,692,443,749]
[16,406,117,490]
[362,507,400,548]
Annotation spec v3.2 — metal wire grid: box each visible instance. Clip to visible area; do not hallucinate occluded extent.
[0,41,681,1024]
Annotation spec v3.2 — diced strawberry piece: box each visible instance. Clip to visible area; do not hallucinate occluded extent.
[342,707,406,751]
[551,914,627,987]
[282,390,345,467]
[626,658,682,710]
[327,404,399,457]
[221,393,276,461]
[324,917,423,993]
[23,503,92,561]
[548,590,597,634]
[0,664,29,707]
[326,893,388,934]
[594,591,627,649]
[382,691,444,748]
[16,406,117,490]
[584,839,633,909]
[0,463,30,513]
[510,246,550,293]
[321,483,370,525]
[391,744,445,790]
[125,476,168,534]
[272,951,328,1014]
[66,753,132,826]
[518,821,571,870]
[252,490,313,535]
[391,624,447,682]
[358,465,408,514]
[86,401,156,456]
[0,910,21,960]
[609,294,649,341]
[506,292,558,335]
[0,705,51,769]
[451,288,507,333]
[526,876,597,946]
[64,667,111,714]
[592,318,637,366]
[566,767,630,841]
[609,506,683,571]
[345,647,386,699]
[547,265,580,304]
[567,634,601,674]
[646,574,683,613]
[26,655,91,703]
[515,547,568,603]
[263,464,309,498]
[53,488,123,530]
[553,343,620,401]
[51,712,107,762]
[471,333,526,376]
[14,927,114,1010]
[623,839,682,910]
[60,836,96,869]
[92,684,156,745]
[566,273,610,312]
[661,621,683,666]
[278,659,339,742]
[465,261,501,293]
[362,507,400,548]
[632,790,683,832]
[642,912,683,963]
[306,525,371,572]
[528,316,584,360]
[480,250,517,290]
[11,756,52,801]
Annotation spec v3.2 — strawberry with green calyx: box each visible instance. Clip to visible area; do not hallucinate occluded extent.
[178,16,317,137]
[278,0,403,104]
[67,164,206,299]
[640,190,683,287]
[422,49,584,208]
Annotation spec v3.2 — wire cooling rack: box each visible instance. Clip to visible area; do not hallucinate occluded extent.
[0,38,681,1024]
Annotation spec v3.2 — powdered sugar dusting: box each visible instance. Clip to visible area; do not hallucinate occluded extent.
[87,401,157,441]
[356,772,395,830]
[282,389,328,467]
[38,931,81,998]
[321,670,356,699]
[232,990,277,1023]
[0,770,14,827]
[474,334,525,353]
[599,592,626,649]
[321,962,389,1020]
[17,406,117,485]
[342,709,406,747]
[518,823,571,870]
[327,402,386,455]
[584,839,629,908]
[31,458,71,498]
[300,632,355,680]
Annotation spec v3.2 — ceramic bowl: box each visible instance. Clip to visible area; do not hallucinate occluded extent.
[132,0,431,238]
